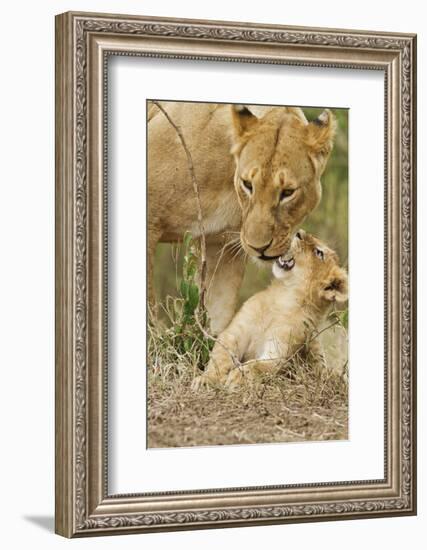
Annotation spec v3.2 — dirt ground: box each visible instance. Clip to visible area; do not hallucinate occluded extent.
[147,329,348,448]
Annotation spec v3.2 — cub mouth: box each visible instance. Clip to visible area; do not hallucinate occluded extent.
[276,256,295,271]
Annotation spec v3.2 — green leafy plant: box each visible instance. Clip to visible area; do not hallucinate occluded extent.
[164,232,213,366]
[337,308,348,330]
[179,232,200,324]
[328,307,348,331]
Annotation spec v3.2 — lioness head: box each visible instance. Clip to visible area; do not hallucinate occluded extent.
[272,229,348,307]
[231,105,336,261]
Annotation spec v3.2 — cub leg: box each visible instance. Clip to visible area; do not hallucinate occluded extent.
[225,358,279,389]
[226,338,289,389]
[204,239,246,335]
[191,305,251,391]
[191,332,240,390]
[306,338,328,370]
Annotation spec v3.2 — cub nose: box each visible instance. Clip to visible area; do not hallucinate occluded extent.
[247,238,273,254]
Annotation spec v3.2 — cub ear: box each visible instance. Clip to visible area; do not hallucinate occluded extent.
[231,104,259,138]
[320,267,348,303]
[305,109,337,174]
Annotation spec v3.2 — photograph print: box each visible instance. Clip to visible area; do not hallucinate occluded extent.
[147,100,348,449]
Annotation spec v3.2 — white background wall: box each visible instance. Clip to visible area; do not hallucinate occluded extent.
[0,1,424,548]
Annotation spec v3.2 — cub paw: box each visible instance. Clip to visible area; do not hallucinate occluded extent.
[191,374,210,392]
[191,372,224,391]
[225,367,246,390]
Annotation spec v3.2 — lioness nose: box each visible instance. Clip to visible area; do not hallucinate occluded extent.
[248,239,273,254]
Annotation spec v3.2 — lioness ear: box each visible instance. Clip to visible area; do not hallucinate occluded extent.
[231,105,259,138]
[320,267,348,303]
[305,109,337,174]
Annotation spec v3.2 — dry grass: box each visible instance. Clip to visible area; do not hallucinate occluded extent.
[147,320,348,448]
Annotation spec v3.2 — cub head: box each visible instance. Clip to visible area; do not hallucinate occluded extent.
[272,229,348,309]
[231,105,336,261]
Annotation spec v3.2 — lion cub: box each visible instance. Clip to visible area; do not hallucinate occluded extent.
[192,229,348,390]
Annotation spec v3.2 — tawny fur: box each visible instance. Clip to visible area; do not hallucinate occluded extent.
[148,102,336,333]
[192,230,348,390]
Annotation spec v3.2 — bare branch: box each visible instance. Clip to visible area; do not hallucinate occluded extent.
[152,101,207,313]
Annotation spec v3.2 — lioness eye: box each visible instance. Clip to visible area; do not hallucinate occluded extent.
[315,248,324,260]
[242,180,253,194]
[280,189,295,201]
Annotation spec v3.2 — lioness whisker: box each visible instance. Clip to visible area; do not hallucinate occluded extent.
[230,243,245,262]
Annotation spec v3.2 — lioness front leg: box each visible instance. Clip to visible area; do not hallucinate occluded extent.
[204,240,246,335]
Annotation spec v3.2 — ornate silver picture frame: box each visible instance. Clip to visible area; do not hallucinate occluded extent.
[55,11,416,537]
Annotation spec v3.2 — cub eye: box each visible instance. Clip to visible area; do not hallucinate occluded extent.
[280,189,295,201]
[315,248,324,260]
[241,179,253,194]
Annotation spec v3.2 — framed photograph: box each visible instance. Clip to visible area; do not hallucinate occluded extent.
[55,11,417,537]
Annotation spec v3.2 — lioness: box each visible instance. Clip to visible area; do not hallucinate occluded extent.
[148,102,336,333]
[192,229,348,390]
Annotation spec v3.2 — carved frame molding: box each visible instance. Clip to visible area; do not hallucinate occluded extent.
[55,11,416,537]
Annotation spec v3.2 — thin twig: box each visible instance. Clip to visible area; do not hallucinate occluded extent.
[152,101,207,313]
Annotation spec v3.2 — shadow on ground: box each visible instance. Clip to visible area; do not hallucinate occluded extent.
[23,515,54,533]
